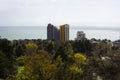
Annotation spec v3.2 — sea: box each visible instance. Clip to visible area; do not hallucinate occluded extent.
[0,26,120,41]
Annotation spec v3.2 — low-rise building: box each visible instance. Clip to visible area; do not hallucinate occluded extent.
[76,31,85,41]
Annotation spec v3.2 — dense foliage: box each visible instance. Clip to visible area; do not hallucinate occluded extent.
[0,38,120,80]
[0,39,17,79]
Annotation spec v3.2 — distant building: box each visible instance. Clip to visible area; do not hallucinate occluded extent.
[60,24,69,42]
[77,31,85,41]
[47,23,59,41]
[47,23,69,42]
[47,23,54,40]
[54,26,60,41]
[112,39,120,47]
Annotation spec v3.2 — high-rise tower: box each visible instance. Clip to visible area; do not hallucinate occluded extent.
[60,24,69,42]
[47,23,54,40]
[47,23,59,41]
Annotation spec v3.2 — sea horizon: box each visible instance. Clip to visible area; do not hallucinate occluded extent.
[0,26,120,41]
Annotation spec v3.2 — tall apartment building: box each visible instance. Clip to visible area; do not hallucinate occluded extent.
[60,24,69,42]
[54,26,60,41]
[47,23,54,40]
[47,23,59,41]
[77,31,85,41]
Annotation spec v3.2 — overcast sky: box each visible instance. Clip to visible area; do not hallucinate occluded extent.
[0,0,120,27]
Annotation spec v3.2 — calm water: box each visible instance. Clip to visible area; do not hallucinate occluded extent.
[0,27,119,41]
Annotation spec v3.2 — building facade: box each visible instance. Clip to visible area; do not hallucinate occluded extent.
[60,24,69,42]
[47,23,54,40]
[54,26,60,41]
[47,23,59,41]
[77,31,85,41]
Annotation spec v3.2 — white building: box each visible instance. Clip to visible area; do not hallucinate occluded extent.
[77,31,85,41]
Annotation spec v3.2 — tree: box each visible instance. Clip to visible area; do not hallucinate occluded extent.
[64,41,74,57]
[54,44,68,62]
[72,53,86,70]
[72,39,91,53]
[0,51,9,78]
[45,40,55,54]
[68,53,87,80]
[0,39,17,79]
[25,42,38,55]
[14,44,25,57]
[22,50,56,80]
